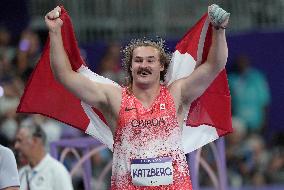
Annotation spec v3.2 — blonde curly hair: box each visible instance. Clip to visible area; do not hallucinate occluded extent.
[121,38,172,87]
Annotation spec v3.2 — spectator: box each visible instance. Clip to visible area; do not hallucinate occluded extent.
[266,147,284,184]
[0,78,23,146]
[0,27,17,83]
[226,117,248,187]
[20,115,63,146]
[229,55,270,134]
[91,149,112,190]
[0,27,15,64]
[14,123,73,190]
[0,144,20,190]
[15,29,41,82]
[98,42,125,85]
[240,134,269,186]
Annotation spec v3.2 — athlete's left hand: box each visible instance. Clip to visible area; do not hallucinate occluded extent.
[208,4,230,29]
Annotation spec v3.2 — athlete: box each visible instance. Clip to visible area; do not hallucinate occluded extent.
[45,4,229,189]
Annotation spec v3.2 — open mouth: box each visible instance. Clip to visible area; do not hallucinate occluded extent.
[141,71,150,76]
[138,69,151,77]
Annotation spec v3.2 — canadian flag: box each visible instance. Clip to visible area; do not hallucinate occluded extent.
[17,7,232,153]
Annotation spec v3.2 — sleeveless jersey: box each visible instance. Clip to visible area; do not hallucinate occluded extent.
[111,85,192,189]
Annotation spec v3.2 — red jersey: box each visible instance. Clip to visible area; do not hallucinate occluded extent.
[111,85,192,189]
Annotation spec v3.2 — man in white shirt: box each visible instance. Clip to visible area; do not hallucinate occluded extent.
[14,123,73,190]
[0,145,20,190]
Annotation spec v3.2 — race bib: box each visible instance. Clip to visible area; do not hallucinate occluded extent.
[131,157,173,186]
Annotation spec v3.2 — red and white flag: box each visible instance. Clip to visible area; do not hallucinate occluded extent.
[17,7,232,153]
[167,14,232,153]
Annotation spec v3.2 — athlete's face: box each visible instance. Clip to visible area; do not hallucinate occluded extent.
[131,46,164,86]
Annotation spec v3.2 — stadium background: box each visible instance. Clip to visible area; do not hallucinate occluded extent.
[0,0,283,189]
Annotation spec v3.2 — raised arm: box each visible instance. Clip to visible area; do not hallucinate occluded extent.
[170,4,229,106]
[44,7,121,111]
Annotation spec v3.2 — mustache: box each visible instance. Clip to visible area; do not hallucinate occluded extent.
[137,67,152,75]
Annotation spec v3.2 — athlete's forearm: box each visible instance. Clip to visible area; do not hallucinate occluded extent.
[206,28,228,73]
[49,30,74,84]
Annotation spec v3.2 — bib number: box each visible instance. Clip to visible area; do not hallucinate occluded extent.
[130,157,173,186]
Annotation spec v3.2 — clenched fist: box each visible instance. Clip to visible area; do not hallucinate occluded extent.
[208,4,230,30]
[45,6,63,33]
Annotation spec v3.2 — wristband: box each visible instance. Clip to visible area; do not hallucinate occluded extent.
[214,25,226,30]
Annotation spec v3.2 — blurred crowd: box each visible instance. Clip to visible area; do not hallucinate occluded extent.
[0,25,283,189]
[225,55,284,187]
[199,55,284,188]
[0,27,113,190]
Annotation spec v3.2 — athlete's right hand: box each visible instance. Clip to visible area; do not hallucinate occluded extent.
[45,6,63,33]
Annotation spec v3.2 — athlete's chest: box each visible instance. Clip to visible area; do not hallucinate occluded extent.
[121,96,176,127]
